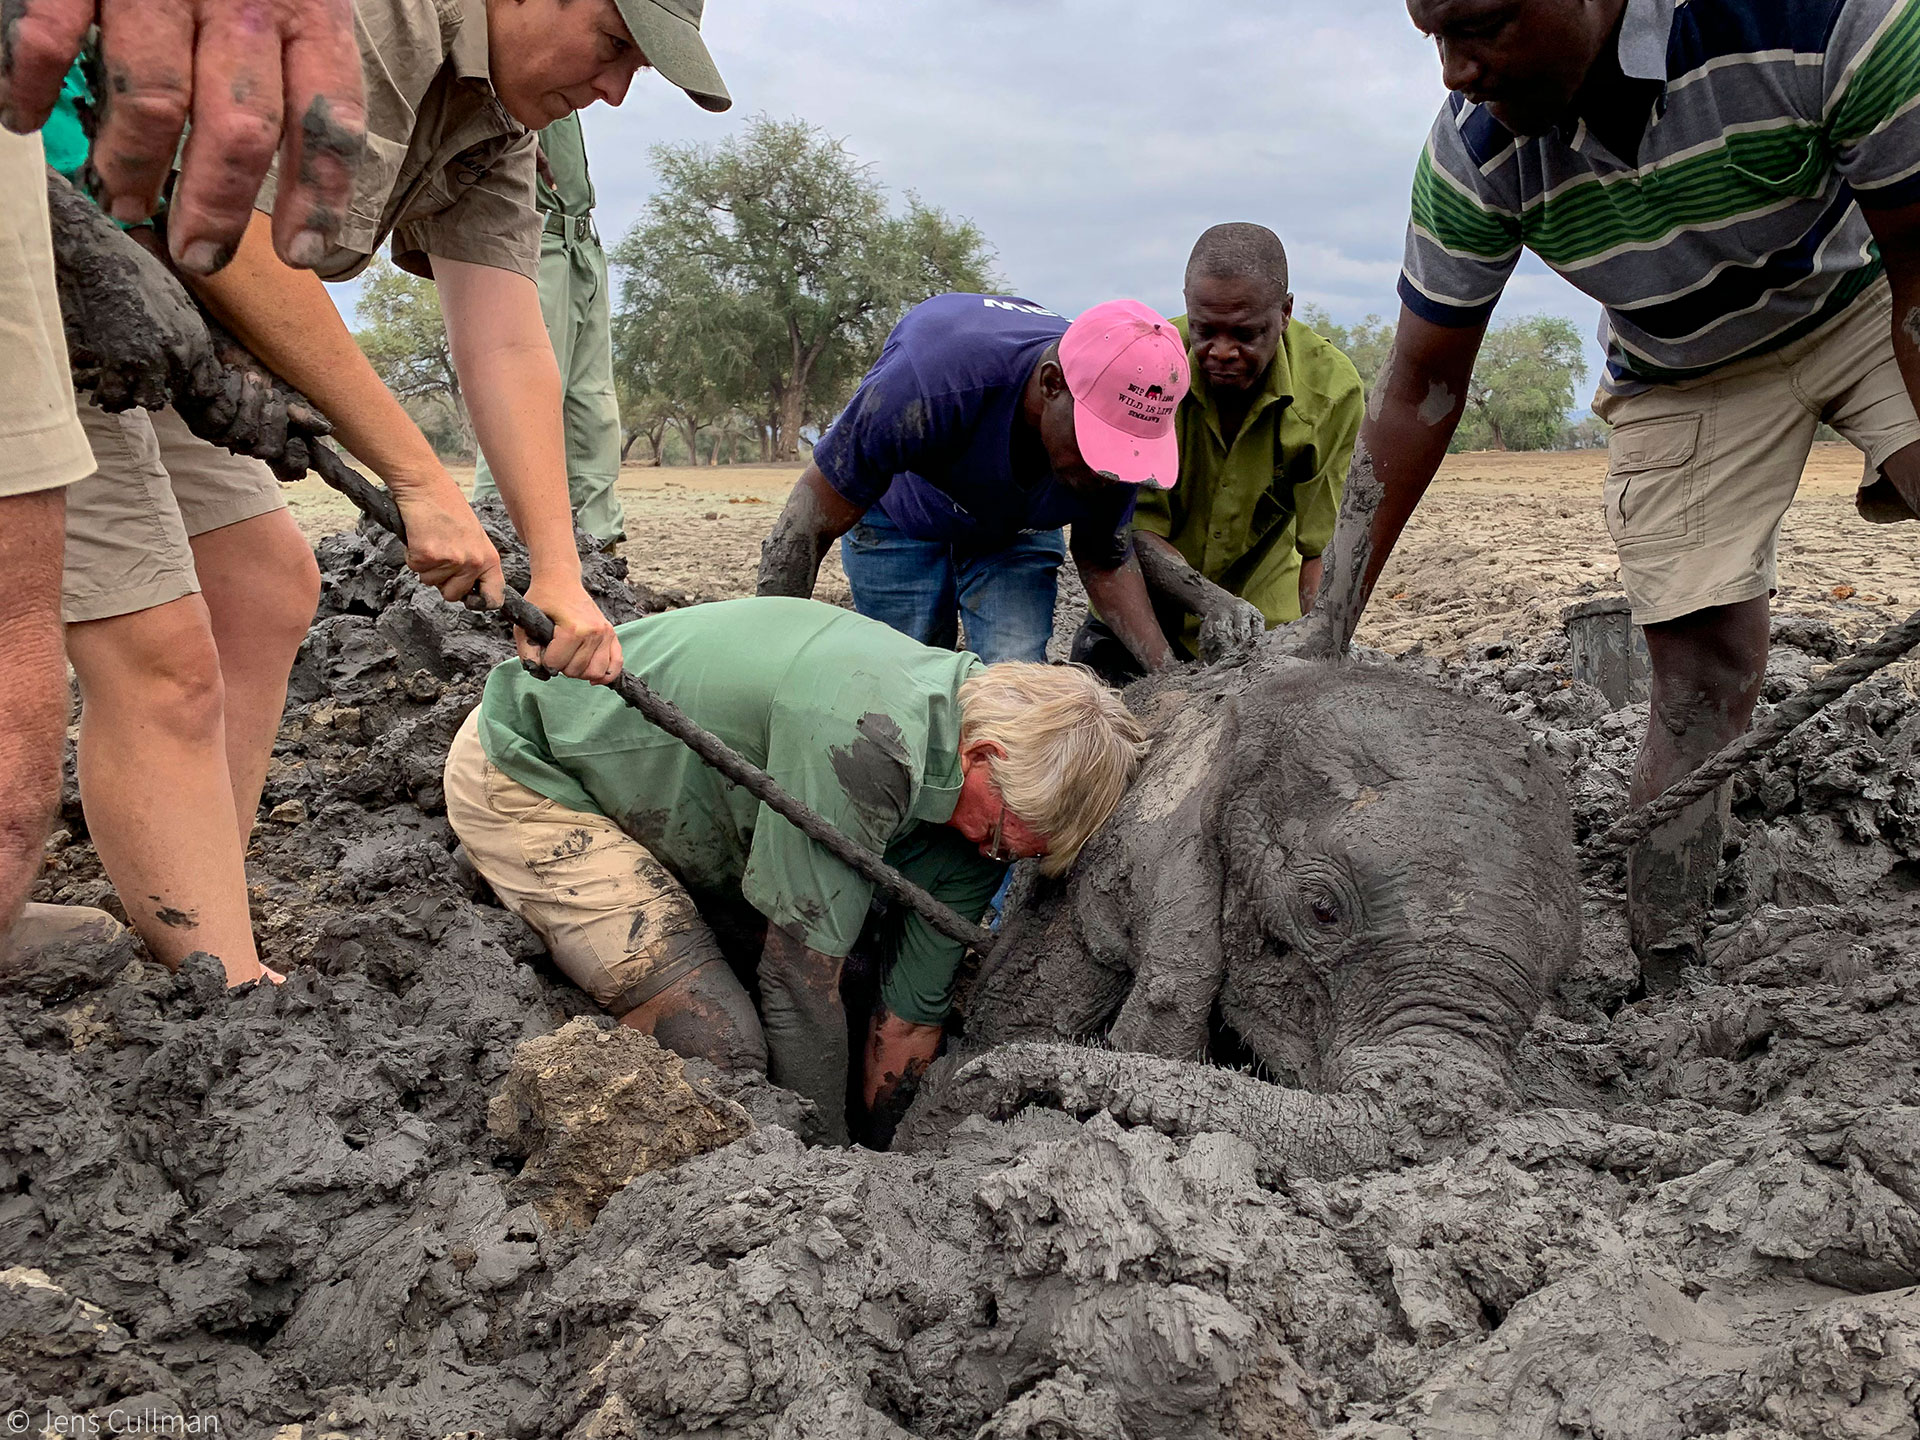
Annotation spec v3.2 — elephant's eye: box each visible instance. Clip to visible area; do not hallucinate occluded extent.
[1310,895,1342,926]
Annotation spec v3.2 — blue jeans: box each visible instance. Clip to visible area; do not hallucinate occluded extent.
[840,507,1067,663]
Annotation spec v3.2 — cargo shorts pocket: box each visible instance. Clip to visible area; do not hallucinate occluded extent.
[1604,414,1701,548]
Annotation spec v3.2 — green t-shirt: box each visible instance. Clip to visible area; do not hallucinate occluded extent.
[478,597,1005,1022]
[1135,318,1364,649]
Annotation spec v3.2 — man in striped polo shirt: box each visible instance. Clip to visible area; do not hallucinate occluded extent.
[1358,0,1920,978]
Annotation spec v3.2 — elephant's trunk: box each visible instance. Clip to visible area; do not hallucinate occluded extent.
[898,1042,1424,1184]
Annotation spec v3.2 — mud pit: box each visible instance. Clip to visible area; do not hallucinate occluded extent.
[10,498,1920,1437]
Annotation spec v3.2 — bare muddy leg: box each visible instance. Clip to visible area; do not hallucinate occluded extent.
[1628,598,1770,984]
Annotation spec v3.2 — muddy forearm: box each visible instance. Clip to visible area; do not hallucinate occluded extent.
[757,465,865,598]
[757,926,850,1145]
[1134,532,1236,618]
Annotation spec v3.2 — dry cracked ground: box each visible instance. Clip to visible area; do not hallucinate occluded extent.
[4,452,1920,1438]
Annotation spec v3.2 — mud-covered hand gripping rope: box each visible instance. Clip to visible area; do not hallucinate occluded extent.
[1598,605,1920,853]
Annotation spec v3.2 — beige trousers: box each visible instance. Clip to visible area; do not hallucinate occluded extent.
[443,711,721,1013]
[1595,277,1920,626]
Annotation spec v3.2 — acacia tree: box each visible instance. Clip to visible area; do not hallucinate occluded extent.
[354,258,471,455]
[615,117,999,460]
[1453,314,1588,452]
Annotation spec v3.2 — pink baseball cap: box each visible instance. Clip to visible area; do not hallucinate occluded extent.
[1059,300,1191,488]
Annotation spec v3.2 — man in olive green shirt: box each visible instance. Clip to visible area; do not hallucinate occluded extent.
[445,597,1145,1144]
[1072,223,1364,680]
[473,112,627,546]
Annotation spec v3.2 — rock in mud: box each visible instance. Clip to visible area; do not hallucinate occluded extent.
[489,1018,751,1231]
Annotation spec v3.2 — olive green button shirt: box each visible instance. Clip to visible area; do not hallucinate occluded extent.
[255,0,540,283]
[477,598,1006,1024]
[1135,318,1364,647]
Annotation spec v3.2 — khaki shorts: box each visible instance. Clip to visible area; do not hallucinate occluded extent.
[443,711,722,1014]
[1594,276,1920,626]
[63,402,287,623]
[0,130,93,499]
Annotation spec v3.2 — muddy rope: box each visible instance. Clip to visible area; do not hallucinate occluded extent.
[321,454,999,955]
[1599,605,1920,852]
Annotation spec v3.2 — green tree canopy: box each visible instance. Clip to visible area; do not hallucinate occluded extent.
[353,258,470,455]
[612,116,1001,461]
[1453,314,1588,452]
[1297,305,1395,395]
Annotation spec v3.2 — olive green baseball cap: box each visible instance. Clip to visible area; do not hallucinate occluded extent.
[614,0,732,112]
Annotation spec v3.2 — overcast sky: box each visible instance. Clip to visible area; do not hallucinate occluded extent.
[365,1,1610,395]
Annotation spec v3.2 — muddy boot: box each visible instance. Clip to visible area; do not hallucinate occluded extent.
[1855,473,1917,525]
[1627,789,1726,992]
[0,902,127,969]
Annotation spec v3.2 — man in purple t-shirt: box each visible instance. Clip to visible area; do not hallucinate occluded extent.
[756,295,1189,668]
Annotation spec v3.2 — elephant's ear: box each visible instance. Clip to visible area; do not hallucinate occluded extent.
[1103,687,1241,1060]
[1254,442,1378,666]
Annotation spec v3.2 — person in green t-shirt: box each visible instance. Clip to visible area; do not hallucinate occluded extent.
[1072,223,1364,682]
[473,112,627,547]
[445,597,1145,1143]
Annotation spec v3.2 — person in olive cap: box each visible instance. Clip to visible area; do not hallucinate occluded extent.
[473,110,629,548]
[46,0,731,987]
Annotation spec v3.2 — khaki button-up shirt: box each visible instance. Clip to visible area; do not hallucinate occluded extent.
[1135,317,1364,647]
[257,0,540,283]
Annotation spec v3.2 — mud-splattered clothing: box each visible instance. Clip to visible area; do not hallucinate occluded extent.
[475,597,1005,1024]
[254,0,540,282]
[813,294,1139,563]
[1134,317,1363,647]
[1402,0,1920,395]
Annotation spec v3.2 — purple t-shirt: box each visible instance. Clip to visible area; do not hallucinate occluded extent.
[812,294,1137,566]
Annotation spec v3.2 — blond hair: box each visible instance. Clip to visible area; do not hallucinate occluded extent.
[957,663,1147,877]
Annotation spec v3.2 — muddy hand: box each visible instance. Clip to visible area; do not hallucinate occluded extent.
[46,174,221,411]
[521,573,622,685]
[4,0,369,275]
[394,482,504,607]
[1199,596,1267,664]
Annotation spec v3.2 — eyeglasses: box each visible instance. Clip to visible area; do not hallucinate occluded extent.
[986,799,1048,864]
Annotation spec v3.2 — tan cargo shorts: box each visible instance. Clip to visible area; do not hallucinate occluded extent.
[443,711,722,1014]
[63,401,288,623]
[0,130,93,499]
[1593,276,1920,626]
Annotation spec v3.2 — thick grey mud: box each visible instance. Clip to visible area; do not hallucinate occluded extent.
[8,515,1920,1436]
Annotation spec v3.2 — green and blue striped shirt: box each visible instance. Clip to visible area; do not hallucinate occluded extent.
[1400,0,1920,393]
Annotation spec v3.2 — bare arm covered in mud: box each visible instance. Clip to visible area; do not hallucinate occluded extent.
[1354,307,1487,601]
[1133,532,1265,662]
[757,924,852,1146]
[756,464,866,599]
[0,0,365,275]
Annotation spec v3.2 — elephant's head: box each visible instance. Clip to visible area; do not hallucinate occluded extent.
[1211,660,1578,1089]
